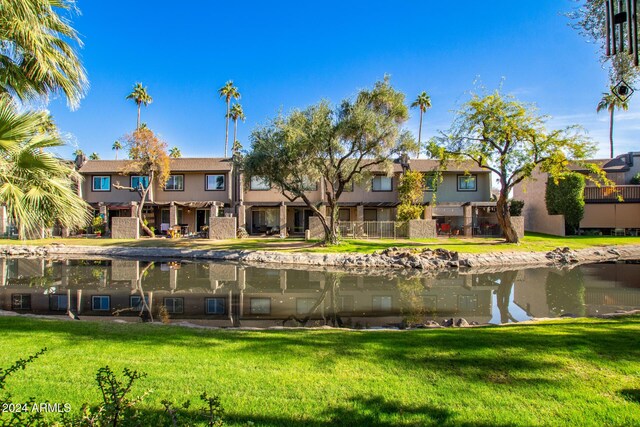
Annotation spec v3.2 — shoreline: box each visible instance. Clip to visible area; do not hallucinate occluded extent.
[0,243,639,271]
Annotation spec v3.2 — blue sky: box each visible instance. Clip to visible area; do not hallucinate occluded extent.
[47,0,637,160]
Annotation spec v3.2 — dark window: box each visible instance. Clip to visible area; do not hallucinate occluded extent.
[424,173,439,191]
[131,175,150,190]
[338,208,351,222]
[372,175,392,192]
[364,209,377,221]
[250,298,271,314]
[91,295,110,311]
[164,175,184,191]
[49,294,68,311]
[11,294,31,310]
[206,298,226,315]
[130,295,149,310]
[164,297,184,314]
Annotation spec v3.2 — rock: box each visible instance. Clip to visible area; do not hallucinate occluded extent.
[455,318,469,327]
[441,318,454,327]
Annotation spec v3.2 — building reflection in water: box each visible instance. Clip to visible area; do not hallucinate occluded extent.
[0,258,639,327]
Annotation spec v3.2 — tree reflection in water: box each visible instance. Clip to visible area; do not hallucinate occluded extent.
[545,268,586,317]
[282,273,344,327]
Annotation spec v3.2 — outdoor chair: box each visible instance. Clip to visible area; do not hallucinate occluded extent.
[438,223,451,236]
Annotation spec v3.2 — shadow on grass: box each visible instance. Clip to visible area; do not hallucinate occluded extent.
[620,389,640,404]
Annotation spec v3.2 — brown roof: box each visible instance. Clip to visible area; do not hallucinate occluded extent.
[78,158,232,174]
[570,153,638,173]
[409,159,490,173]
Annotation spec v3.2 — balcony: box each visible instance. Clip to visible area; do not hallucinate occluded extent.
[583,185,640,203]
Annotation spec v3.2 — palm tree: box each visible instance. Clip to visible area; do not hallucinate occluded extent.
[169,146,181,158]
[228,103,246,151]
[112,140,123,160]
[597,89,629,158]
[126,83,153,129]
[73,148,84,158]
[218,81,240,158]
[89,152,100,160]
[0,0,88,109]
[0,97,91,238]
[410,92,432,158]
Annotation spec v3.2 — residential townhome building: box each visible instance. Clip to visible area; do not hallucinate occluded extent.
[75,155,497,238]
[514,152,640,236]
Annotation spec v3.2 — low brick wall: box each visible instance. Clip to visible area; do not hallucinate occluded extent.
[111,217,139,240]
[408,219,437,239]
[511,216,525,239]
[209,217,236,240]
[307,217,325,240]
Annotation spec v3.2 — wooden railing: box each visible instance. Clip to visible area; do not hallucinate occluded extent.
[583,185,640,202]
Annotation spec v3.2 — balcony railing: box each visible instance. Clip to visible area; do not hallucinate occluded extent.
[583,185,640,202]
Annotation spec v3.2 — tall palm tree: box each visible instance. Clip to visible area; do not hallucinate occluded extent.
[410,92,432,158]
[169,146,181,158]
[597,89,629,158]
[0,97,91,238]
[89,152,100,160]
[228,103,246,150]
[126,83,153,129]
[112,140,123,160]
[73,148,84,158]
[218,81,240,158]
[0,0,88,109]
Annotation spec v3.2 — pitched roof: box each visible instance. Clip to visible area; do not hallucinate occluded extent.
[78,158,232,174]
[409,159,490,173]
[570,152,639,173]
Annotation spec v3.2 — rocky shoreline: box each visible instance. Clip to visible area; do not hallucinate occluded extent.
[0,243,639,271]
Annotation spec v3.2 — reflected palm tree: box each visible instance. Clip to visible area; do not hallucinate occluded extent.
[495,271,518,324]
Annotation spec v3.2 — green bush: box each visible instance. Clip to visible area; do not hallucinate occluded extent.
[509,200,524,217]
[545,173,585,234]
[630,172,640,185]
[91,216,104,234]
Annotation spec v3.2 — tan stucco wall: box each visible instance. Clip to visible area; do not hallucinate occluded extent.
[581,204,640,228]
[423,172,492,204]
[513,170,566,236]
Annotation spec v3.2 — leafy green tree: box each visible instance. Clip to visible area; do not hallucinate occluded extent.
[169,146,181,158]
[112,140,123,160]
[244,77,416,244]
[126,83,153,129]
[0,99,91,238]
[228,103,245,148]
[546,172,586,234]
[89,152,100,160]
[114,128,171,237]
[597,89,629,158]
[428,90,605,243]
[396,169,425,222]
[218,81,240,158]
[0,0,88,109]
[410,91,431,158]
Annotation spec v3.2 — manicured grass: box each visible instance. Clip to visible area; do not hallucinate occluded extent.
[1,232,639,254]
[1,316,640,426]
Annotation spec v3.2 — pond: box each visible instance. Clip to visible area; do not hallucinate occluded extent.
[0,257,639,327]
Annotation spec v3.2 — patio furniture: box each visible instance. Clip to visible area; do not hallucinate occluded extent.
[438,223,451,236]
[613,228,626,236]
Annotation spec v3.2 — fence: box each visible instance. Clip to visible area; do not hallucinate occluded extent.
[583,185,640,202]
[337,221,408,239]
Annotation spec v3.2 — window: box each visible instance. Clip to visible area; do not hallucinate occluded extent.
[91,295,110,311]
[372,175,392,191]
[164,297,183,314]
[302,177,318,191]
[205,174,225,191]
[457,175,477,191]
[92,176,111,192]
[296,298,317,315]
[364,209,377,221]
[250,176,271,191]
[424,173,439,191]
[250,298,271,314]
[206,298,226,315]
[372,295,392,311]
[11,294,31,310]
[458,295,478,311]
[49,294,68,311]
[130,295,149,310]
[164,175,184,191]
[338,295,354,312]
[338,208,351,222]
[130,175,150,190]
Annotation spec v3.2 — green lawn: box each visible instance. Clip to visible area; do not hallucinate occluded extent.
[1,316,640,426]
[0,232,639,254]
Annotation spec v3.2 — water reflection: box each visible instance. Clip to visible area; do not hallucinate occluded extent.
[0,257,639,327]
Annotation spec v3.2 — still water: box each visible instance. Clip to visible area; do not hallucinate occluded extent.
[0,257,639,327]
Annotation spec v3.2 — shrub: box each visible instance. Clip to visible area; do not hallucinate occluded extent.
[545,173,586,234]
[397,170,425,222]
[92,216,104,234]
[509,200,524,217]
[630,172,640,185]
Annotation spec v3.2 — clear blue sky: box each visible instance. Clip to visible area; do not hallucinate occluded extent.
[47,0,637,160]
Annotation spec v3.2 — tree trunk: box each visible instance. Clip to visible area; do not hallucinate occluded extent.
[137,175,154,237]
[115,149,118,160]
[417,110,423,158]
[327,203,340,245]
[233,118,238,148]
[225,99,230,158]
[609,108,614,158]
[137,103,141,129]
[496,191,519,243]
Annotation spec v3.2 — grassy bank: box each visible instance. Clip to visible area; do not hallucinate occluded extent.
[1,316,639,426]
[1,232,640,254]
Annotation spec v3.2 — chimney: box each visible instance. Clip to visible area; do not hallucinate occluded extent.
[627,152,634,167]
